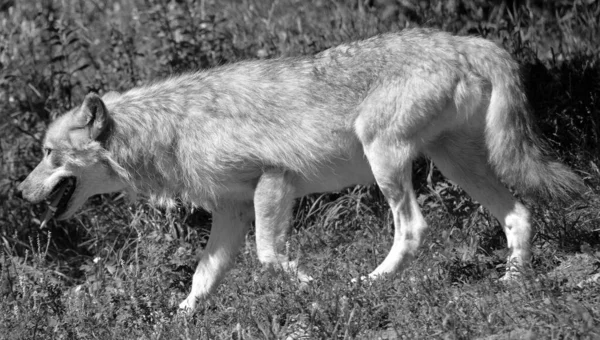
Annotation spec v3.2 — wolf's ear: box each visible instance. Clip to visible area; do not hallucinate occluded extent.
[76,93,110,141]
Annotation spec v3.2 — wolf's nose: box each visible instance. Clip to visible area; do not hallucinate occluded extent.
[15,189,23,200]
[15,183,24,200]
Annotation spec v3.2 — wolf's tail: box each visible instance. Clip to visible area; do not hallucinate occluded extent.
[471,43,585,201]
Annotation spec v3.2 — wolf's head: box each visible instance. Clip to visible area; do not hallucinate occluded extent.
[18,93,127,222]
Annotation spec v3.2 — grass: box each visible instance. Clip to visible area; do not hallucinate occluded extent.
[1,0,599,339]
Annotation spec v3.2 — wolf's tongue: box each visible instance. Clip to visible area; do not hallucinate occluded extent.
[40,182,69,229]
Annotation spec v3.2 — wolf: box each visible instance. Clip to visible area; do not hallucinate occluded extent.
[17,28,584,312]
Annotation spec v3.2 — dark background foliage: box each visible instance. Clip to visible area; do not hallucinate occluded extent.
[1,0,599,339]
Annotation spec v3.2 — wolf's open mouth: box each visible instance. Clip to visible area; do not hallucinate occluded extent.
[40,177,76,228]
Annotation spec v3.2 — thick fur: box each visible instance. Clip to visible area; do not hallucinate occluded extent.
[18,28,584,311]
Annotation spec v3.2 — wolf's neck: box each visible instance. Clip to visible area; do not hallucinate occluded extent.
[103,90,186,203]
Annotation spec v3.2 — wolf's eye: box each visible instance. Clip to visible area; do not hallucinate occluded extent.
[44,148,52,157]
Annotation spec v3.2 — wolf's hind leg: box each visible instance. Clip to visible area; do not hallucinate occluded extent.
[254,170,312,283]
[179,202,253,312]
[425,133,532,279]
[361,139,428,279]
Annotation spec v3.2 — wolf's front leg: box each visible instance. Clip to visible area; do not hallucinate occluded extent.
[179,202,253,312]
[254,170,313,283]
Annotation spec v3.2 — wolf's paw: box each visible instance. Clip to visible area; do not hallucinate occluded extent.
[298,271,314,284]
[178,296,197,314]
[499,272,520,282]
[351,271,394,285]
[500,265,533,282]
[350,275,372,285]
